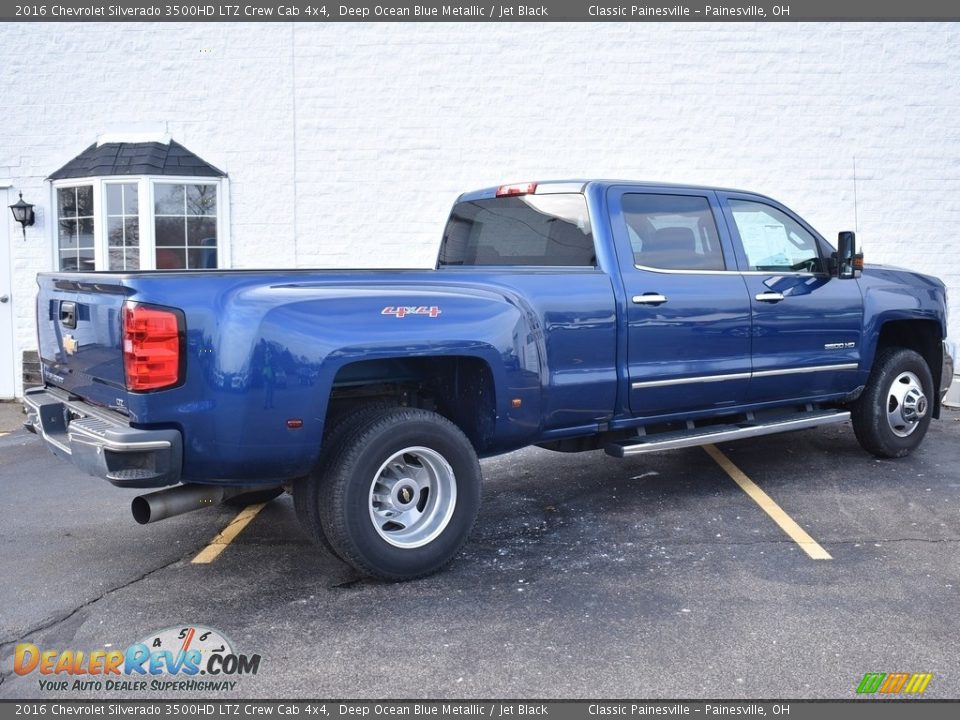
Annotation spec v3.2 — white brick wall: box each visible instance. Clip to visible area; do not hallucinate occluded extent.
[2,22,959,396]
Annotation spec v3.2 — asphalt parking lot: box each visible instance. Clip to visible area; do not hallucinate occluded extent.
[1,401,958,700]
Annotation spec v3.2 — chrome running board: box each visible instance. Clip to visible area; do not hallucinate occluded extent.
[605,408,850,458]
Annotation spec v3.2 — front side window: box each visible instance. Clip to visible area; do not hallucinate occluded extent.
[623,194,725,271]
[154,183,218,269]
[56,186,95,271]
[728,199,821,272]
[438,194,595,267]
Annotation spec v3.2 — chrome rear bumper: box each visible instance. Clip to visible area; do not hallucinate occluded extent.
[23,386,182,488]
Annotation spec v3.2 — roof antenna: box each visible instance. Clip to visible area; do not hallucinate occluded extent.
[852,155,859,233]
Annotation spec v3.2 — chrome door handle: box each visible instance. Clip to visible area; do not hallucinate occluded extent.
[755,292,784,303]
[633,293,668,305]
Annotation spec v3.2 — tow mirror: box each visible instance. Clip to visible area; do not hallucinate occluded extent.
[835,231,862,279]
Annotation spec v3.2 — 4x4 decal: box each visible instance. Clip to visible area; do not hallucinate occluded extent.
[381,306,442,318]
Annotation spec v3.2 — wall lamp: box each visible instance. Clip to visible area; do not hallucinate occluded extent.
[9,191,35,240]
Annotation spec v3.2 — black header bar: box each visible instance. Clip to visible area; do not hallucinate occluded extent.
[0,703,960,720]
[1,0,960,22]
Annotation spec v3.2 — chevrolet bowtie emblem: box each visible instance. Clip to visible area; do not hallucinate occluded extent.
[63,335,79,355]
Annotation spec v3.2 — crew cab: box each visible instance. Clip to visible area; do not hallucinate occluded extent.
[24,180,954,580]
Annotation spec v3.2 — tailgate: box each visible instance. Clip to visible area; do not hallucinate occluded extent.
[36,273,131,411]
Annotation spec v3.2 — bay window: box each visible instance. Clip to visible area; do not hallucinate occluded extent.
[51,177,228,272]
[106,182,140,271]
[56,185,96,271]
[154,183,219,269]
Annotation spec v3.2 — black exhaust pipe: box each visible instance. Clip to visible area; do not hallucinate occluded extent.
[132,484,239,524]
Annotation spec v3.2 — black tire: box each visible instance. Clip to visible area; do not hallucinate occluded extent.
[293,403,393,561]
[223,486,284,508]
[851,347,934,458]
[297,407,482,581]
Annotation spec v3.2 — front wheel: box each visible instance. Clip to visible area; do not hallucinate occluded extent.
[852,347,934,458]
[297,407,482,581]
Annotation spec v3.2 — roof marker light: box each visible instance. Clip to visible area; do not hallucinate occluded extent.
[496,183,537,197]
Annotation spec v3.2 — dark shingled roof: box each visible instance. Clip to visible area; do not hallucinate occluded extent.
[48,140,226,180]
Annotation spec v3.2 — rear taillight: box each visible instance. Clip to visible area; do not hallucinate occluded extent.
[122,302,183,391]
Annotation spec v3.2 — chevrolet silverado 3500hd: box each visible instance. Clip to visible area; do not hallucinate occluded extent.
[24,180,954,580]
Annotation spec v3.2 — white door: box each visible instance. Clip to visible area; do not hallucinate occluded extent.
[0,188,15,399]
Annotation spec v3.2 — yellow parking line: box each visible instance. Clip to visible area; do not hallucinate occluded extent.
[0,431,8,437]
[191,503,268,564]
[703,444,832,560]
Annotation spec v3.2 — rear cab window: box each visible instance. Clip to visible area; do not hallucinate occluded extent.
[622,193,727,271]
[438,193,595,267]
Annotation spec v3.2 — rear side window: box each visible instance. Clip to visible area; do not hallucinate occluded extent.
[623,194,726,271]
[438,194,595,267]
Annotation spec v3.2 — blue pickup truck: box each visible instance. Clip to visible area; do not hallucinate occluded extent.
[24,180,954,580]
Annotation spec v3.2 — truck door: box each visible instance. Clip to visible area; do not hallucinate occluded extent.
[608,187,753,418]
[718,193,864,402]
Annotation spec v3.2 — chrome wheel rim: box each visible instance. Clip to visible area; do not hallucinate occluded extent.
[368,447,457,548]
[886,371,927,438]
